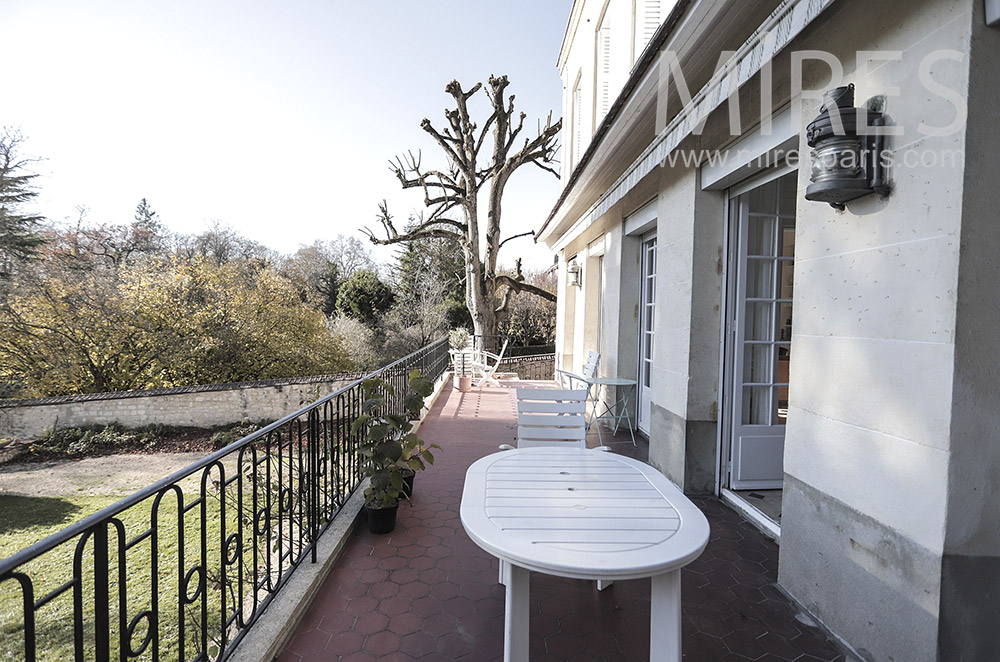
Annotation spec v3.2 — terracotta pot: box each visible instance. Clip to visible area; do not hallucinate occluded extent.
[365,502,399,534]
[457,376,473,392]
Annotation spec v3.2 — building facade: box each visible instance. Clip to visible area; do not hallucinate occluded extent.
[538,0,1000,659]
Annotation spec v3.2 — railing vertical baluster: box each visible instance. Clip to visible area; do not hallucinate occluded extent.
[199,470,210,660]
[308,409,319,563]
[73,538,85,662]
[18,577,36,662]
[264,431,274,592]
[93,523,110,662]
[177,490,186,661]
[219,464,229,657]
[114,520,127,662]
[236,448,246,629]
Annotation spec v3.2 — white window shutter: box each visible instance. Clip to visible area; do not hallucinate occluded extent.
[637,0,661,56]
[597,24,612,124]
[573,84,583,168]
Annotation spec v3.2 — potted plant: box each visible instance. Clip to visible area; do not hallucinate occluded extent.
[449,328,474,392]
[352,370,440,534]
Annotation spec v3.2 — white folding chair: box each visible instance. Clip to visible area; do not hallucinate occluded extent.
[555,350,600,390]
[471,339,509,387]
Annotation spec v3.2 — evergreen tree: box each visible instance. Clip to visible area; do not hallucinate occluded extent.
[336,269,394,326]
[0,130,45,278]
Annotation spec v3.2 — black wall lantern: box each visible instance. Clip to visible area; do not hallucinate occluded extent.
[805,84,890,210]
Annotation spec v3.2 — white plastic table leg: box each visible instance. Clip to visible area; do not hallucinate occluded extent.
[649,569,681,662]
[504,564,530,662]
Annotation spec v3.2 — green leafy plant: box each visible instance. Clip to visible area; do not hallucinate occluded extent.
[351,370,440,509]
[449,327,471,350]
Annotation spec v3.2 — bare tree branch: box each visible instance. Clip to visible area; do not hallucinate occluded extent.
[498,231,534,250]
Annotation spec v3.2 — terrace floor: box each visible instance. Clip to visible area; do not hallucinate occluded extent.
[277,379,851,661]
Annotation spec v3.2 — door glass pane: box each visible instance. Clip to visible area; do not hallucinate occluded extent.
[780,222,795,257]
[746,258,775,299]
[746,216,777,256]
[745,302,773,341]
[779,176,798,215]
[743,344,771,383]
[777,302,793,342]
[778,260,794,300]
[749,183,778,215]
[774,385,789,425]
[743,386,770,425]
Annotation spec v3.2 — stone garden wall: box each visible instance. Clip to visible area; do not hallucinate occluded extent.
[0,374,365,440]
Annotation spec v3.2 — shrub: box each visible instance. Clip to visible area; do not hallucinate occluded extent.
[31,423,160,458]
[208,420,266,449]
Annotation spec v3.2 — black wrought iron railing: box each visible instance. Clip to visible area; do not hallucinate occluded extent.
[500,353,555,381]
[470,334,553,357]
[0,338,449,662]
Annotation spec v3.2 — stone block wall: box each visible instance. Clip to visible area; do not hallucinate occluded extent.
[0,375,364,440]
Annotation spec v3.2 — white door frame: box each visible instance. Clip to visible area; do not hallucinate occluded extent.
[637,233,656,434]
[718,166,796,493]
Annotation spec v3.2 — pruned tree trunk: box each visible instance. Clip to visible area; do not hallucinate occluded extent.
[363,75,561,339]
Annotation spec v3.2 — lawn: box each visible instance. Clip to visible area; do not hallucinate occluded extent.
[0,470,294,662]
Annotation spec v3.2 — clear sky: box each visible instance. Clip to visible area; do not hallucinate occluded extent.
[1,0,572,269]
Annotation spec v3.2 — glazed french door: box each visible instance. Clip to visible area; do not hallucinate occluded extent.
[728,172,796,490]
[637,235,656,434]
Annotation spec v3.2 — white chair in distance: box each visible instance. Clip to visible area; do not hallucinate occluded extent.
[554,350,600,391]
[470,338,509,387]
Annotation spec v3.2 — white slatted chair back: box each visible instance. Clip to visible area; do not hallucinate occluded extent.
[449,348,475,377]
[516,388,588,448]
[555,351,600,389]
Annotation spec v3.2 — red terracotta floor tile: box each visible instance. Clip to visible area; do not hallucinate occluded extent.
[277,381,851,661]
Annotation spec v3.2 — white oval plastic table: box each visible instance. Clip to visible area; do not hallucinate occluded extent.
[460,447,710,662]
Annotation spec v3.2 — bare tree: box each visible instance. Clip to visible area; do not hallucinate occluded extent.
[363,75,560,340]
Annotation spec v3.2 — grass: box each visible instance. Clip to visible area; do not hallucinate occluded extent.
[0,465,299,662]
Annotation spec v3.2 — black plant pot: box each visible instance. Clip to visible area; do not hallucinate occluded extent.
[366,503,399,534]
